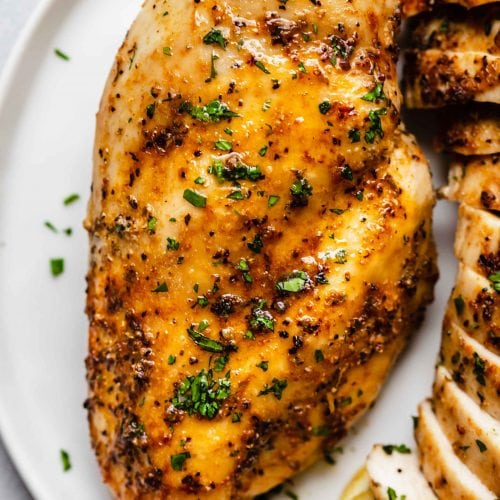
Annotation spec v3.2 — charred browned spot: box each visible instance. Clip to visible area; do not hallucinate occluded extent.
[478,252,500,276]
[480,190,496,209]
[265,12,305,45]
[211,294,244,317]
[142,122,188,155]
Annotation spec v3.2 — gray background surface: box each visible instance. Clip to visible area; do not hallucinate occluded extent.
[1,1,40,497]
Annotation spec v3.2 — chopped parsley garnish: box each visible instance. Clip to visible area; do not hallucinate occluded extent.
[184,100,239,123]
[203,29,227,49]
[166,237,180,251]
[172,369,231,419]
[146,103,155,119]
[197,295,209,308]
[247,234,264,253]
[45,221,58,233]
[473,352,486,386]
[171,451,191,471]
[258,145,268,157]
[298,61,307,73]
[476,439,487,453]
[256,361,269,371]
[183,189,207,208]
[454,295,465,315]
[254,60,271,74]
[60,449,71,472]
[214,139,233,151]
[228,190,244,200]
[162,46,172,56]
[276,270,311,293]
[208,52,219,80]
[50,258,64,277]
[194,177,205,185]
[259,378,288,400]
[312,425,330,436]
[315,349,325,363]
[54,49,70,61]
[361,82,386,103]
[147,217,157,233]
[168,354,176,365]
[387,487,398,500]
[365,108,387,144]
[268,195,280,207]
[349,128,361,143]
[340,164,353,181]
[290,176,313,207]
[330,249,348,264]
[336,396,352,408]
[249,301,274,332]
[214,355,229,372]
[152,282,168,293]
[232,412,241,423]
[319,100,331,115]
[382,444,411,455]
[209,159,262,183]
[63,193,80,206]
[187,325,227,353]
[489,272,500,292]
[63,227,72,236]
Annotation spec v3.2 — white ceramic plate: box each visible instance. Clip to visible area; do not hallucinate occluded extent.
[0,1,456,499]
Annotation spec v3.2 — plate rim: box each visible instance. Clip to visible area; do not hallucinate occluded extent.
[0,2,70,499]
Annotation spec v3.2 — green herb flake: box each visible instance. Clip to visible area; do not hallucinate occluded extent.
[50,258,64,277]
[214,355,229,372]
[197,295,209,308]
[319,100,331,115]
[348,128,361,143]
[45,221,58,233]
[258,378,288,400]
[187,327,227,353]
[247,234,264,254]
[362,82,386,103]
[315,349,325,363]
[365,108,387,144]
[166,237,180,251]
[268,195,280,207]
[147,217,157,233]
[290,177,313,207]
[171,452,191,471]
[258,145,268,157]
[232,412,241,423]
[203,29,227,49]
[256,361,269,372]
[312,425,330,436]
[473,352,486,386]
[214,139,233,151]
[276,270,310,293]
[489,272,500,292]
[255,60,271,74]
[146,103,155,119]
[454,295,465,315]
[382,444,411,455]
[162,46,173,56]
[63,193,80,206]
[63,227,73,236]
[194,177,205,185]
[187,100,239,123]
[298,61,307,73]
[476,439,487,453]
[340,164,353,181]
[227,190,244,201]
[60,449,71,472]
[152,282,168,293]
[387,487,397,500]
[183,189,207,208]
[54,49,70,61]
[336,396,352,408]
[249,302,274,332]
[168,354,176,365]
[172,369,231,419]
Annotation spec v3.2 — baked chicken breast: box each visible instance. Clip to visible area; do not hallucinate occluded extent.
[85,1,437,497]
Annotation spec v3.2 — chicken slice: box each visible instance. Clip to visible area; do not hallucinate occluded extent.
[402,0,498,18]
[415,400,496,499]
[435,106,500,155]
[409,6,500,54]
[364,444,437,500]
[404,50,500,108]
[454,203,500,278]
[440,318,500,418]
[441,154,500,210]
[433,365,500,492]
[85,0,437,497]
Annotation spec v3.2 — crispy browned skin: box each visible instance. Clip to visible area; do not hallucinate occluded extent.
[85,1,437,498]
[402,0,498,17]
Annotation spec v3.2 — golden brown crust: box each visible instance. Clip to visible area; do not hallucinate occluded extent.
[435,105,500,155]
[86,1,437,498]
[403,0,499,18]
[404,49,500,108]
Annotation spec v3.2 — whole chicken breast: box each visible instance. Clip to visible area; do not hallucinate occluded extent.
[85,1,437,498]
